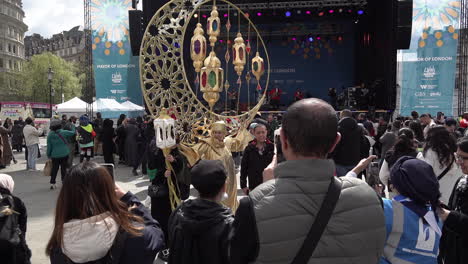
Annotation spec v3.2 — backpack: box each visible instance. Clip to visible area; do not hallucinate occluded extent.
[0,193,21,247]
[77,127,93,145]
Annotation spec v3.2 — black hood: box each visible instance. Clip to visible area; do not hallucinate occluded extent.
[176,199,232,235]
[339,117,359,132]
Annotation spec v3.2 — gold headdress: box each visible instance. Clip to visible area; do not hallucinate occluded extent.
[211,121,227,133]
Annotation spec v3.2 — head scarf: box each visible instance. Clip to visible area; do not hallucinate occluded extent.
[0,174,15,193]
[390,156,440,210]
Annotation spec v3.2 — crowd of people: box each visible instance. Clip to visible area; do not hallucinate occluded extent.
[0,101,468,264]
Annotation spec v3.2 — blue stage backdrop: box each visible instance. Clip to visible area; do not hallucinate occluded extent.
[210,20,357,108]
[398,0,460,116]
[91,0,143,106]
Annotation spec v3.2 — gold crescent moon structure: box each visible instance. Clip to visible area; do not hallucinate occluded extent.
[140,0,270,143]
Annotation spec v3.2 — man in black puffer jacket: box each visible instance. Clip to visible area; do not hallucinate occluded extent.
[168,160,234,264]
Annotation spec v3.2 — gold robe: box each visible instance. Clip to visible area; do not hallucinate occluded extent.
[194,138,239,212]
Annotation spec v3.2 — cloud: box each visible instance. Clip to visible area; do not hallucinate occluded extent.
[23,0,84,37]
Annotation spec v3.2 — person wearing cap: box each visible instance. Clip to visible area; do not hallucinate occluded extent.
[194,121,238,211]
[76,115,96,163]
[47,119,76,189]
[380,157,443,264]
[168,160,234,264]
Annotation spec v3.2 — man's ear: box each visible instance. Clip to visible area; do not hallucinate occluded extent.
[280,128,288,152]
[328,132,342,154]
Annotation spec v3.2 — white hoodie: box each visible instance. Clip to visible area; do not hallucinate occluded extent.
[62,212,119,263]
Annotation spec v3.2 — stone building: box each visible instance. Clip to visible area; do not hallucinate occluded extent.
[0,0,28,91]
[25,26,86,65]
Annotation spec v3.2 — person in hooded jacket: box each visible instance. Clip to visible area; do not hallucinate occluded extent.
[168,160,234,264]
[46,162,165,264]
[76,115,95,163]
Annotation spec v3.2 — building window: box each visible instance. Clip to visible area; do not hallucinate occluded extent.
[8,60,12,69]
[13,45,16,54]
[0,58,3,68]
[8,43,11,52]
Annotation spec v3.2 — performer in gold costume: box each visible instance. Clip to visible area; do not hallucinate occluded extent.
[194,121,239,212]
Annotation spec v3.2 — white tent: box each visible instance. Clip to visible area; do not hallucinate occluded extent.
[56,97,88,114]
[121,100,145,111]
[92,98,131,118]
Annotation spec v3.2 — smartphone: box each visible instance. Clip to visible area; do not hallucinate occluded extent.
[100,163,115,181]
[274,128,285,163]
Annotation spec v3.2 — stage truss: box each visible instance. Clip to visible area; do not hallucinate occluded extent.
[457,0,468,115]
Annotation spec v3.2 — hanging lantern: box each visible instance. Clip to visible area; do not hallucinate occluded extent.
[200,51,224,109]
[154,108,176,149]
[207,5,221,47]
[190,23,207,73]
[232,32,246,76]
[252,52,265,81]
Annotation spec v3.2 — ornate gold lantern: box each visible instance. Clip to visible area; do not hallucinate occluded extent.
[190,23,207,73]
[200,51,224,109]
[154,109,176,149]
[153,108,180,210]
[232,32,246,76]
[207,5,221,47]
[252,51,265,81]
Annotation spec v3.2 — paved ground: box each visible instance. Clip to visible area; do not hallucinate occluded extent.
[1,138,244,264]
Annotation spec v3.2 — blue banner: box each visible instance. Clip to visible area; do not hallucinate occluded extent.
[91,0,143,105]
[399,1,460,116]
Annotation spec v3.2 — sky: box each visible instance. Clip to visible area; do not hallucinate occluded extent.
[22,0,142,37]
[23,0,84,37]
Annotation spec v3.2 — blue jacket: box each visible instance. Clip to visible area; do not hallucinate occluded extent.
[380,197,442,264]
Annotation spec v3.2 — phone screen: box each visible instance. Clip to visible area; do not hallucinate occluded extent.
[274,128,285,163]
[100,164,115,181]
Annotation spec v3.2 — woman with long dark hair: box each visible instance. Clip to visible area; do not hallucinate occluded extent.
[417,126,461,204]
[409,121,425,148]
[100,119,116,164]
[46,162,164,264]
[379,128,418,197]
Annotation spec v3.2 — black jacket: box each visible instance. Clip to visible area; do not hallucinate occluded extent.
[168,199,234,264]
[50,192,165,264]
[0,188,31,264]
[332,117,365,166]
[240,141,274,190]
[439,175,468,264]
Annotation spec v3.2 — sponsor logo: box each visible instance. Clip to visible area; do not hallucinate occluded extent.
[112,72,122,84]
[423,66,436,78]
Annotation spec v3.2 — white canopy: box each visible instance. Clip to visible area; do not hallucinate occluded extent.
[56,97,88,113]
[92,98,130,112]
[121,100,145,111]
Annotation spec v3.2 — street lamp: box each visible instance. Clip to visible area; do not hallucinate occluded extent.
[48,67,54,117]
[60,77,64,103]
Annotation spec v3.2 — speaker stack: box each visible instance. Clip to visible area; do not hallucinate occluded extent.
[396,0,413,50]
